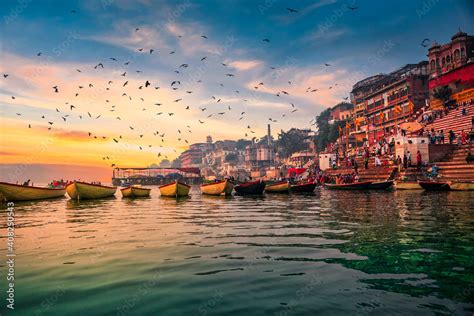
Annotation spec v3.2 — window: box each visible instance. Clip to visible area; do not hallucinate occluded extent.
[454,49,460,60]
[446,55,451,63]
[430,60,435,71]
[442,57,445,66]
[461,47,465,57]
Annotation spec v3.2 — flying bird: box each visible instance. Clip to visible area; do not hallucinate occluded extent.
[286,8,298,13]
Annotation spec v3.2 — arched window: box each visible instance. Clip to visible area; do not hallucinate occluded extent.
[446,55,451,63]
[461,47,465,57]
[442,57,445,66]
[454,49,460,60]
[436,58,440,67]
[430,60,435,71]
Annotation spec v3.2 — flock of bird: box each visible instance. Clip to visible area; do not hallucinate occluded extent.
[4,5,363,168]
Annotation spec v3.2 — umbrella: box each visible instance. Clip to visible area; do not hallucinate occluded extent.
[399,121,423,132]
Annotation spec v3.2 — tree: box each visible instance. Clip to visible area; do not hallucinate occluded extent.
[225,153,238,163]
[171,158,181,168]
[159,159,171,168]
[433,86,452,103]
[315,108,347,152]
[235,138,251,150]
[275,128,310,158]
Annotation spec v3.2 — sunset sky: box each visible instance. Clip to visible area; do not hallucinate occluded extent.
[1,0,473,182]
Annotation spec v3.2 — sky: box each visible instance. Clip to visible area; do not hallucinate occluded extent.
[0,0,473,182]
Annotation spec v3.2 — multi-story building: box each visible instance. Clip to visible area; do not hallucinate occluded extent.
[329,102,354,122]
[428,30,474,109]
[245,124,275,169]
[179,143,208,168]
[349,61,429,143]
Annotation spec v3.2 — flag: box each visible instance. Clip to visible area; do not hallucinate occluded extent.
[379,112,385,121]
[408,100,414,112]
[394,105,402,114]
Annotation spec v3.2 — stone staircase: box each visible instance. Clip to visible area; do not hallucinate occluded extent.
[435,144,474,181]
[423,103,473,143]
[324,155,396,182]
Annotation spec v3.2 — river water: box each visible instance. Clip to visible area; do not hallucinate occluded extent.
[0,187,473,315]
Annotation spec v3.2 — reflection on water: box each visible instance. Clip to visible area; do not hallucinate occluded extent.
[0,187,473,315]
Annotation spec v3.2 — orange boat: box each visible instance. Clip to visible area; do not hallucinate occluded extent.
[0,182,66,201]
[200,180,233,196]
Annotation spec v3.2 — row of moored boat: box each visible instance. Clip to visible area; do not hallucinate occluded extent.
[0,179,471,202]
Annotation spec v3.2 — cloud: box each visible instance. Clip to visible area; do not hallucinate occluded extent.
[305,27,348,41]
[229,60,263,71]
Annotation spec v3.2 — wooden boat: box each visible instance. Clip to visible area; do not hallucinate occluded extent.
[121,185,151,198]
[449,181,474,191]
[66,181,117,200]
[394,181,422,190]
[0,182,66,201]
[159,181,190,197]
[418,181,451,191]
[367,180,394,190]
[200,180,234,196]
[265,180,290,193]
[324,181,372,190]
[234,180,266,195]
[291,181,317,193]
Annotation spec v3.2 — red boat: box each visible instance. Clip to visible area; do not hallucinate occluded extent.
[324,181,373,190]
[418,181,451,191]
[234,180,266,195]
[290,181,317,193]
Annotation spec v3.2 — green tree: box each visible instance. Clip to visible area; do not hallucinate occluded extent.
[275,128,311,158]
[433,86,452,102]
[315,108,347,152]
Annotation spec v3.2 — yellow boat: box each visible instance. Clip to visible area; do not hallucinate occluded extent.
[121,185,151,197]
[66,181,117,200]
[0,182,66,201]
[265,180,290,193]
[449,181,474,191]
[200,180,234,196]
[159,181,191,197]
[394,181,422,190]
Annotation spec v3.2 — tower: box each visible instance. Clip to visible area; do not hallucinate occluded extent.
[267,124,271,146]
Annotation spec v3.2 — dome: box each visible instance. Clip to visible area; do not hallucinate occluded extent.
[451,29,467,40]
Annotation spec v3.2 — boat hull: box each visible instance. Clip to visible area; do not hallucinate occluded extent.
[67,182,117,200]
[418,181,451,191]
[449,182,474,191]
[291,182,317,193]
[0,182,66,201]
[159,181,191,197]
[121,186,151,197]
[324,181,372,190]
[201,180,233,196]
[265,181,290,193]
[234,180,266,195]
[394,181,422,190]
[367,180,394,190]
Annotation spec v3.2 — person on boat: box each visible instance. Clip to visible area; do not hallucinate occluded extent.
[23,179,31,186]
